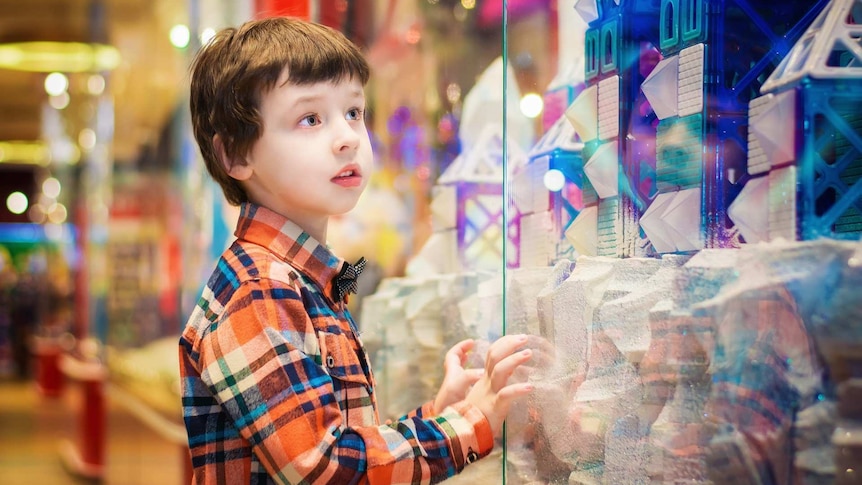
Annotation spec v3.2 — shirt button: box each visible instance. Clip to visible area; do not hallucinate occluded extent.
[466,448,479,464]
[326,355,335,368]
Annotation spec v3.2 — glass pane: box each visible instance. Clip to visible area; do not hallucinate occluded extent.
[502,1,859,485]
[355,1,509,483]
[500,2,589,483]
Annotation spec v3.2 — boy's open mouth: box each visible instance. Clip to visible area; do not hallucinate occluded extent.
[332,165,362,187]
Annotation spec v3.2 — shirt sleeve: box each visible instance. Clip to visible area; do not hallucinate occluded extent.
[198,278,494,484]
[401,401,437,421]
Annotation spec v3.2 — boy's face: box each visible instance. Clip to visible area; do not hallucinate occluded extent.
[231,72,373,237]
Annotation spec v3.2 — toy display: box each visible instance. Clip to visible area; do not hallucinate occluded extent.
[361,0,862,484]
[364,238,861,484]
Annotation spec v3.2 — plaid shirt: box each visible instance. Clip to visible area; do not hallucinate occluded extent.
[179,203,493,484]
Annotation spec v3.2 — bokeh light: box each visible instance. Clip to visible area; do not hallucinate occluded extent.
[543,169,566,192]
[6,191,28,214]
[520,93,544,119]
[170,24,191,49]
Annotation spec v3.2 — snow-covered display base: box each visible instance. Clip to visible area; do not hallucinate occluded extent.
[360,239,862,484]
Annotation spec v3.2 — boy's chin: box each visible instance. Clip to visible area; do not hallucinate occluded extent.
[331,201,362,217]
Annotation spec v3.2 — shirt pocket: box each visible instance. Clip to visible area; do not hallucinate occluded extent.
[318,331,369,386]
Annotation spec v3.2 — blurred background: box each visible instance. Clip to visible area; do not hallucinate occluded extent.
[0,1,570,483]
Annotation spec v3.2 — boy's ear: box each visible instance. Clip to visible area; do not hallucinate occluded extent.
[213,134,253,181]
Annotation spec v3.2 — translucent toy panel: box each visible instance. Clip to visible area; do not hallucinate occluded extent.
[565,85,599,142]
[748,90,797,170]
[583,140,619,199]
[727,173,769,243]
[641,55,679,120]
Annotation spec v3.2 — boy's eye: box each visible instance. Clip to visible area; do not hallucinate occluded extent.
[299,115,321,127]
[346,108,364,121]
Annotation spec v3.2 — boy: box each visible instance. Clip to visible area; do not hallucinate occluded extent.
[180,16,534,484]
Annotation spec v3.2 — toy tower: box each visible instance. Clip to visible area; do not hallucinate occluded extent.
[567,0,830,256]
[566,0,663,257]
[637,0,830,253]
[734,0,862,242]
[427,126,527,271]
[512,115,585,265]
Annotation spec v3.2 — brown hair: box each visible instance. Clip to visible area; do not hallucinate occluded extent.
[189,17,370,205]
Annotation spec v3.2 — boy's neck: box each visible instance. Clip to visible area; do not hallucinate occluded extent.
[283,212,328,244]
[303,220,328,245]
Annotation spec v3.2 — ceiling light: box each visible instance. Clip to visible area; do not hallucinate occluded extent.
[0,41,121,72]
[0,141,50,165]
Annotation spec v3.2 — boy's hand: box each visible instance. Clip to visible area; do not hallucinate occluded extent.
[433,339,484,415]
[465,334,534,436]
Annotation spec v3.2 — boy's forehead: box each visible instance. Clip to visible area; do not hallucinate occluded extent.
[275,69,365,94]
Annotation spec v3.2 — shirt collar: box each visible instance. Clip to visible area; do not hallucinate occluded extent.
[234,202,344,299]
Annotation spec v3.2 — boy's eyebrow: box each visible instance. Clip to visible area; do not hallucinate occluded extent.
[291,89,365,107]
[292,94,326,106]
[345,87,365,98]
[293,89,365,110]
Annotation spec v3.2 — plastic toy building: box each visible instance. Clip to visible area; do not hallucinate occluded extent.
[407,56,534,274]
[566,0,679,258]
[566,0,653,257]
[567,0,830,256]
[736,0,862,242]
[419,125,526,272]
[512,115,587,265]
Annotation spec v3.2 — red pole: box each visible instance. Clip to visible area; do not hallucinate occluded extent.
[59,355,107,480]
[32,336,65,397]
[80,377,106,467]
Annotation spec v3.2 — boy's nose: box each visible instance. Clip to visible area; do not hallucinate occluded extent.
[333,119,360,153]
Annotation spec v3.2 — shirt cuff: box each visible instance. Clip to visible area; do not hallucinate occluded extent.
[442,401,494,468]
[419,400,436,417]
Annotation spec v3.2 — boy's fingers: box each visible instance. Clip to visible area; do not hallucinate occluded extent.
[489,348,532,391]
[497,382,535,402]
[451,338,475,355]
[485,334,528,370]
[445,338,475,369]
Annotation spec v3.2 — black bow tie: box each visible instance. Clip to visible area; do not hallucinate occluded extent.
[333,257,366,302]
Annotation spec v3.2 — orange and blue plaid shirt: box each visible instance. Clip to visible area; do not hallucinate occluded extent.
[179,202,493,484]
